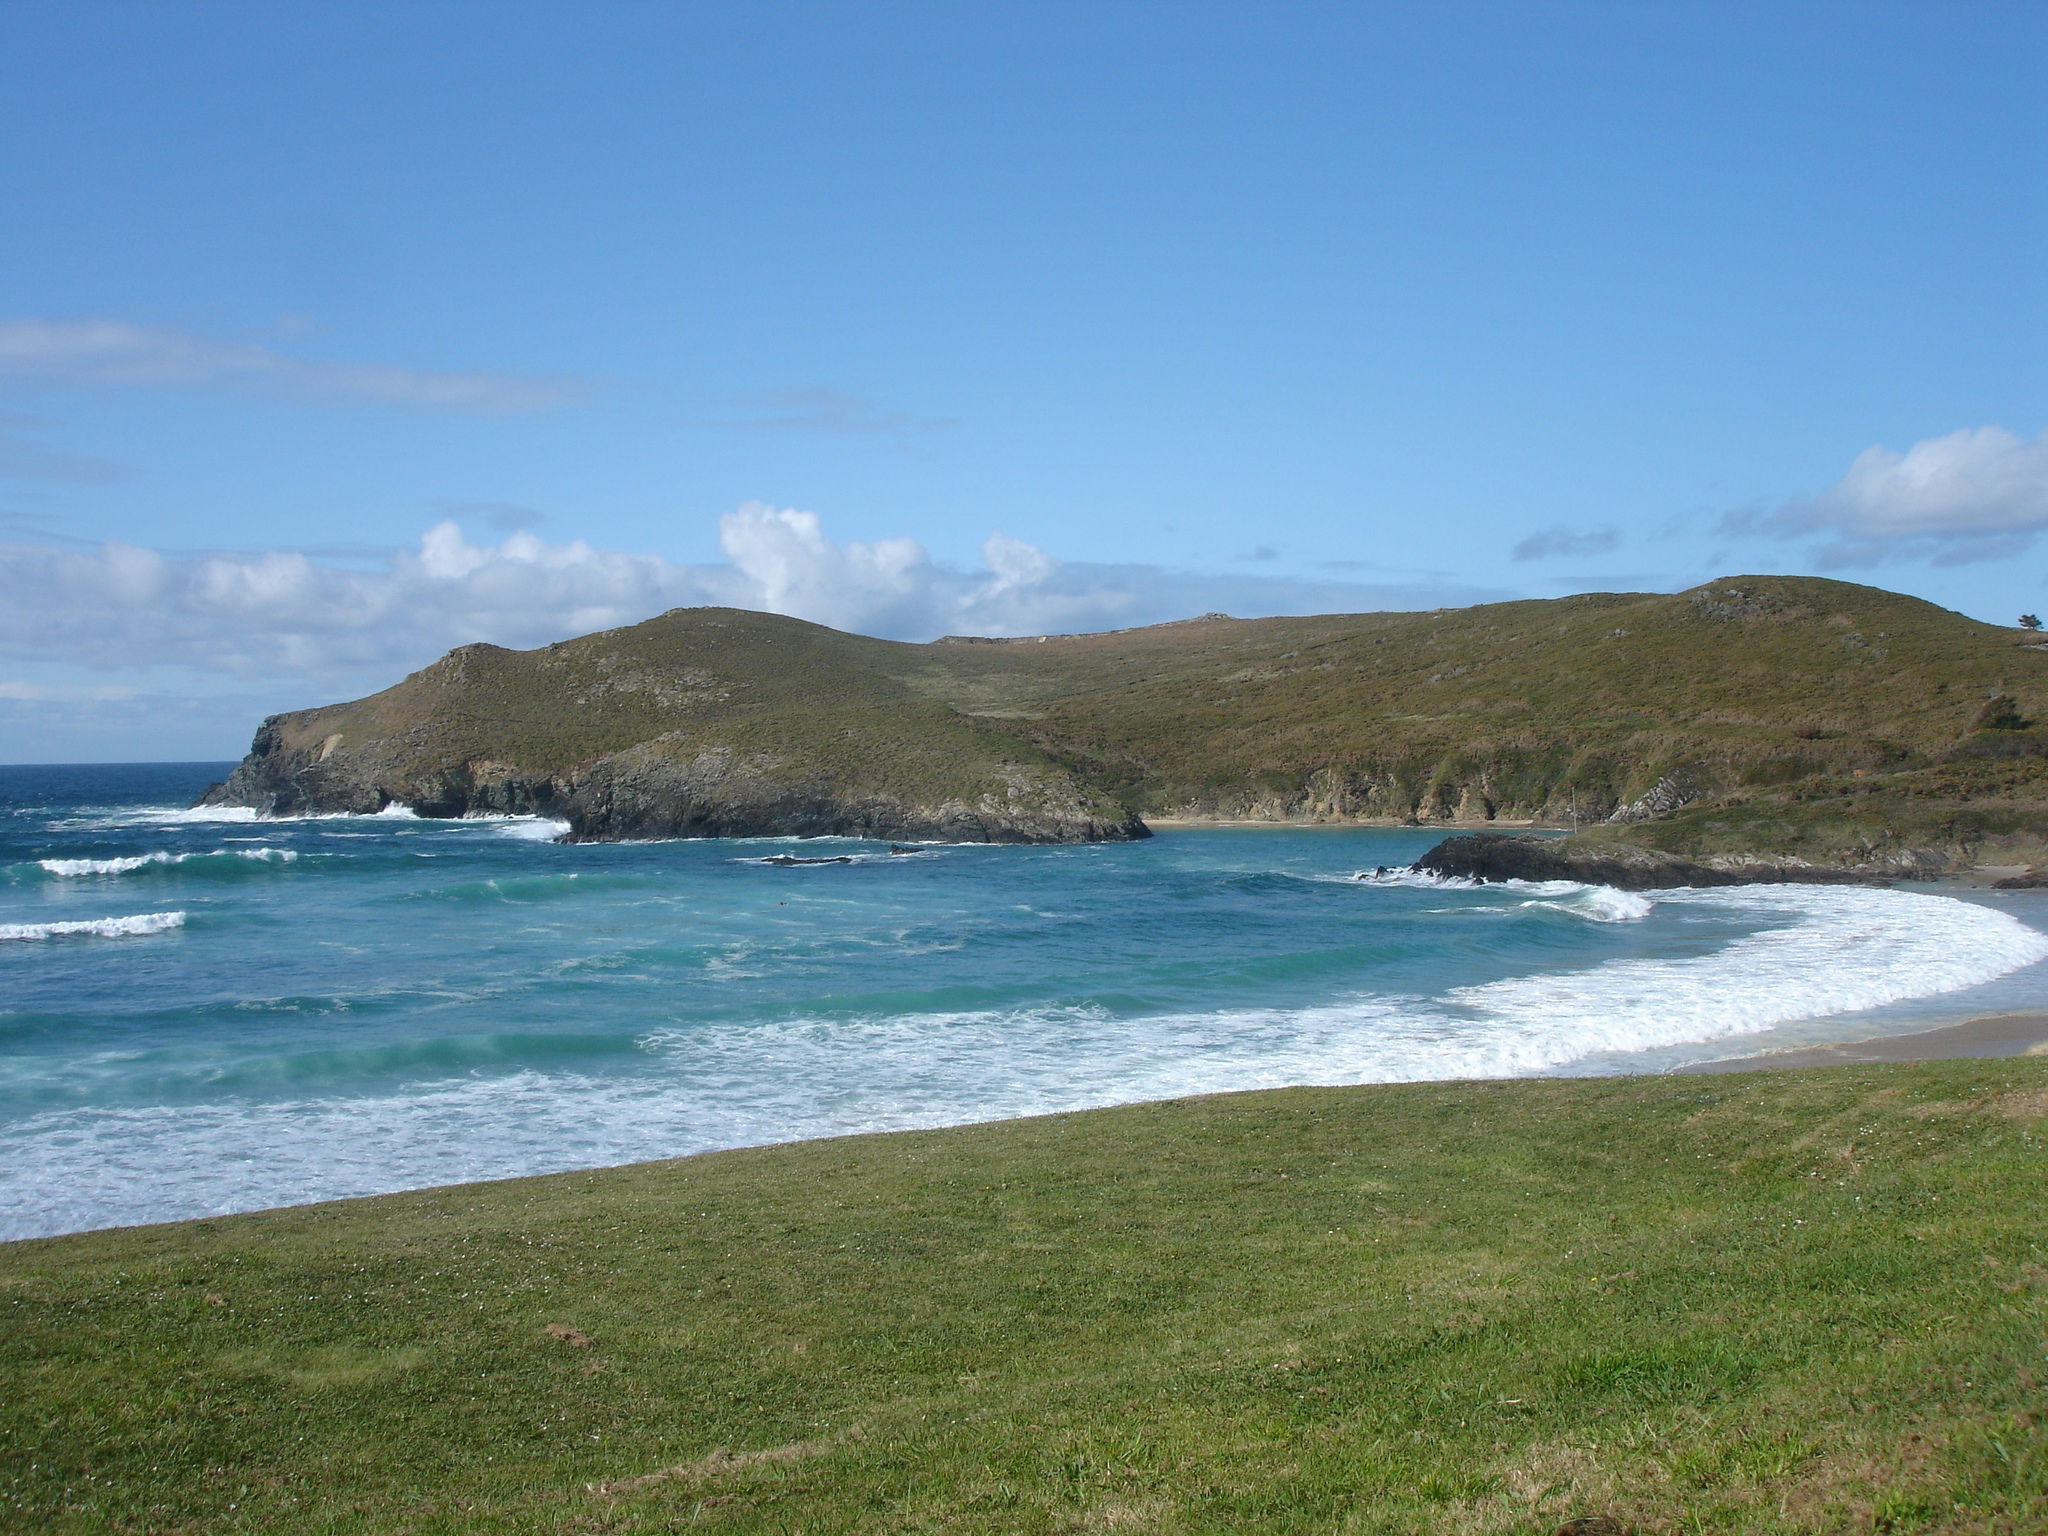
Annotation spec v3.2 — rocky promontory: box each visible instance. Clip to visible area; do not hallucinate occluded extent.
[197,608,1148,845]
[1410,832,1942,890]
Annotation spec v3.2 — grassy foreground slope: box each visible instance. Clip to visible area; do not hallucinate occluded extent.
[6,1063,2048,1534]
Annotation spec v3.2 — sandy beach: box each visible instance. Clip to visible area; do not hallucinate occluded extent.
[1684,1011,2048,1073]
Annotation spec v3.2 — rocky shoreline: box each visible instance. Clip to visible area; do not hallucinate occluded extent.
[195,735,1148,845]
[1408,831,1945,890]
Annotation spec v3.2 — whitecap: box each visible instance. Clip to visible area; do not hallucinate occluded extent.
[1521,886,1655,923]
[75,805,261,829]
[0,911,187,942]
[37,848,298,877]
[491,818,570,842]
[1347,868,1484,889]
[38,853,174,876]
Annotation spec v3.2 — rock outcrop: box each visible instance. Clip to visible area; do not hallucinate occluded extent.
[200,725,1145,845]
[1409,832,1940,890]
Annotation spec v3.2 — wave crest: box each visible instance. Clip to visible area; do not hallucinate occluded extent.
[0,911,187,941]
[35,848,298,877]
[1522,887,1655,923]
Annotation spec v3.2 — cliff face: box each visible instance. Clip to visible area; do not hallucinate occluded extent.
[203,728,1138,843]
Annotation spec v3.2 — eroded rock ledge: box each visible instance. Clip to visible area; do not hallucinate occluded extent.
[197,731,1147,845]
[1410,832,1944,891]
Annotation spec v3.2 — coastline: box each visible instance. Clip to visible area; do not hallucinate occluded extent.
[1681,1010,2048,1073]
[1150,819,2047,896]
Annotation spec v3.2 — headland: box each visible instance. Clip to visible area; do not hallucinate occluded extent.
[197,575,2048,877]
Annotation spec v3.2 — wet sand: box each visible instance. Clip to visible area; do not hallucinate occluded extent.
[1683,1012,2048,1073]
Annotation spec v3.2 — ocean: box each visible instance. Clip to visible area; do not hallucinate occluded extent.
[6,760,2048,1241]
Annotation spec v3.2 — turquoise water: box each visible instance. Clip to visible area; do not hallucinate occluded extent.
[6,761,2048,1239]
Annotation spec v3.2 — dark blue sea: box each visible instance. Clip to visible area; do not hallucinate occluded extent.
[6,761,2047,1239]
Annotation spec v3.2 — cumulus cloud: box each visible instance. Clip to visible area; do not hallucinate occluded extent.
[0,318,578,413]
[1511,525,1621,561]
[1745,426,2048,566]
[0,504,1511,692]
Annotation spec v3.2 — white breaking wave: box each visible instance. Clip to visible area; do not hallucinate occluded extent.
[491,818,570,842]
[4,882,2043,1239]
[1348,867,1482,889]
[1521,886,1655,923]
[1346,868,1654,922]
[1446,884,2048,1057]
[0,911,186,942]
[69,802,578,835]
[37,848,297,876]
[73,805,261,829]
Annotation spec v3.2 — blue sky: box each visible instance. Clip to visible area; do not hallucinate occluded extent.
[1,1,2042,760]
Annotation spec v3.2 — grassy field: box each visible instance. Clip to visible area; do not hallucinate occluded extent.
[6,1063,2048,1534]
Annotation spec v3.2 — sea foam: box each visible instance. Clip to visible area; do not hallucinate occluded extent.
[5,882,2042,1239]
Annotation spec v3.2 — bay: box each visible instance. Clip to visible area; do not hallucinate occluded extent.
[5,761,2046,1240]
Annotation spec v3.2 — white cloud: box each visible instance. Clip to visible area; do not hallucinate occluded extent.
[0,504,1512,699]
[0,318,578,413]
[1753,426,2048,565]
[1511,525,1621,561]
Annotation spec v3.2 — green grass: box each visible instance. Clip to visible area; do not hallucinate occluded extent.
[7,1062,2048,1533]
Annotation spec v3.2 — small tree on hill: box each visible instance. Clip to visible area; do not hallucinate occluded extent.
[1972,694,2032,732]
[2021,614,2043,630]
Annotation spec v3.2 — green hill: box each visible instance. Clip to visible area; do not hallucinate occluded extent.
[203,575,2048,863]
[5,1062,2046,1533]
[199,608,1148,843]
